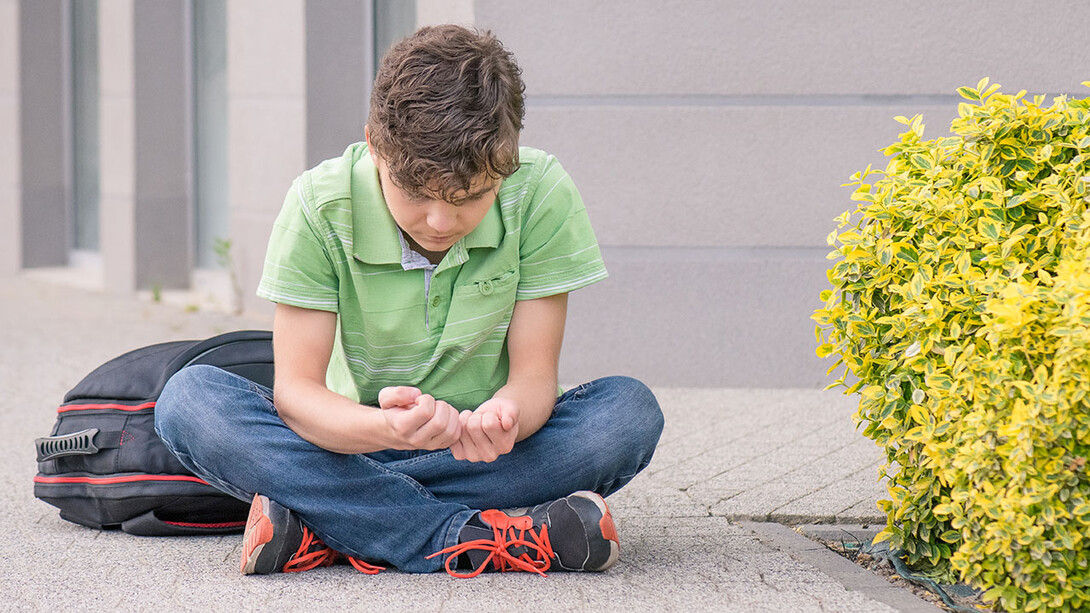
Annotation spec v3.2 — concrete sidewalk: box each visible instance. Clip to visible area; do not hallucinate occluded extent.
[1,276,939,612]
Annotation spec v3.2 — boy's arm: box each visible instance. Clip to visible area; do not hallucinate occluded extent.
[272,303,462,454]
[450,292,567,462]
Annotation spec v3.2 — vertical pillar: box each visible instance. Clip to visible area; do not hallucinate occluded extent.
[100,0,192,294]
[98,0,136,292]
[18,0,68,268]
[133,0,192,289]
[227,0,307,315]
[0,0,21,277]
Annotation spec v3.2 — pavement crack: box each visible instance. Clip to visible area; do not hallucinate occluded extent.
[678,486,713,516]
[435,587,451,612]
[758,570,781,592]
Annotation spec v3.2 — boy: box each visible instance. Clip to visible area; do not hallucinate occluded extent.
[155,25,662,577]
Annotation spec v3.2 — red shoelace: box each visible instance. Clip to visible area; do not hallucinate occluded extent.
[426,509,555,578]
[283,526,384,575]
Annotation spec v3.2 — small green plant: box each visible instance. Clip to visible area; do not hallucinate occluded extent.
[213,237,244,315]
[814,80,1090,612]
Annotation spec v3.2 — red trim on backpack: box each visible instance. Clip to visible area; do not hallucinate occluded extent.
[57,401,157,413]
[33,474,210,486]
[163,520,247,529]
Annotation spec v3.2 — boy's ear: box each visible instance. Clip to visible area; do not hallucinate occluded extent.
[364,125,379,166]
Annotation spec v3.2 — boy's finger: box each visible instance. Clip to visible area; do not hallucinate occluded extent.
[480,412,502,440]
[498,414,513,431]
[378,386,421,409]
[453,426,480,461]
[486,414,517,455]
[433,402,462,445]
[466,414,497,461]
[499,404,519,430]
[449,439,466,461]
[404,394,436,430]
[443,412,462,445]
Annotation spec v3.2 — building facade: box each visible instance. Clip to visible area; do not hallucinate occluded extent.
[3,0,1089,387]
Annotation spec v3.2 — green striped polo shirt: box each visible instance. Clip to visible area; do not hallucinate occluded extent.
[256,142,607,410]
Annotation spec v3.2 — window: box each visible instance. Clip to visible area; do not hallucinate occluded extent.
[70,0,99,256]
[193,0,228,269]
[374,0,416,71]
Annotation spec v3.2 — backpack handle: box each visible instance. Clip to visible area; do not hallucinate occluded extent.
[35,428,123,462]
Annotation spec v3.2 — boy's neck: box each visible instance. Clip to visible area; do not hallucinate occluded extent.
[404,232,448,265]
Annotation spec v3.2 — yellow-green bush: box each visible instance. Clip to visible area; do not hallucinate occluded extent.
[814,80,1090,613]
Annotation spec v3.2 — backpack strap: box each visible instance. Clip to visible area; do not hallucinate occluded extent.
[35,428,126,462]
[120,510,248,536]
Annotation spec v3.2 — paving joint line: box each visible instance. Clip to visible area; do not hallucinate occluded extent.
[647,410,848,479]
[742,521,945,613]
[684,420,849,496]
[711,448,854,506]
[765,457,887,516]
[644,418,795,477]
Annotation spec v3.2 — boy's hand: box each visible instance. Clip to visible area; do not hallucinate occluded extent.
[450,397,520,462]
[378,386,462,451]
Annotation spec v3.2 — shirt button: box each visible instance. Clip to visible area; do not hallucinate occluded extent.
[480,280,494,295]
[431,296,441,307]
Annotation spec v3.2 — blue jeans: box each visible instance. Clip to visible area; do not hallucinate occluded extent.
[154,365,663,573]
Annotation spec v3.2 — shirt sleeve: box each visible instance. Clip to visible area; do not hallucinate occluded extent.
[516,157,608,301]
[255,178,341,312]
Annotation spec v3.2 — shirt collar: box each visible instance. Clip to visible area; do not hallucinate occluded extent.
[462,198,504,250]
[351,151,404,265]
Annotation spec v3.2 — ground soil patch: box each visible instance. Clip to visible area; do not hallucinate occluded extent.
[798,523,998,612]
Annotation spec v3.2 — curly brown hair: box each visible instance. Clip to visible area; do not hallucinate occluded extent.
[367,25,525,204]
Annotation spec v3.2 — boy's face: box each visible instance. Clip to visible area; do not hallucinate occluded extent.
[371,152,500,257]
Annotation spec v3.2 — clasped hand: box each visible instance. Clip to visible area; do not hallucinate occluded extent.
[378,386,519,463]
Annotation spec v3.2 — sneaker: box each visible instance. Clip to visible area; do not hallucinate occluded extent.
[428,490,620,578]
[240,493,382,575]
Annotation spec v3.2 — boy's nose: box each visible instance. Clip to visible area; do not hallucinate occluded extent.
[428,209,457,233]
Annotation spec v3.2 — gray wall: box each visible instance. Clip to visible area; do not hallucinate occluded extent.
[4,1,1089,387]
[474,0,1090,387]
[0,0,19,277]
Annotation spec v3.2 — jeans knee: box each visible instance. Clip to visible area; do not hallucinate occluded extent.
[155,364,240,447]
[571,376,663,469]
[561,376,662,496]
[602,376,663,452]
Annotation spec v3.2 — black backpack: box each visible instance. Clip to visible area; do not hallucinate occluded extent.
[33,330,274,536]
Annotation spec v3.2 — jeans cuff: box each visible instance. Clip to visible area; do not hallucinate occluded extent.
[435,508,479,572]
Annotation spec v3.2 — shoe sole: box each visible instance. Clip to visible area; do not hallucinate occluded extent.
[241,494,275,575]
[573,491,620,572]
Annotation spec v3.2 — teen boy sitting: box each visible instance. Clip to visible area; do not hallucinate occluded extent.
[155,24,663,578]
